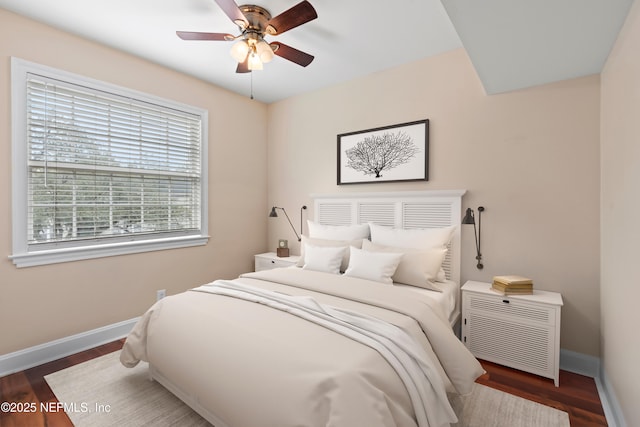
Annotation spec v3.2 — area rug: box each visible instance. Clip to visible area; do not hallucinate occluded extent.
[45,351,569,427]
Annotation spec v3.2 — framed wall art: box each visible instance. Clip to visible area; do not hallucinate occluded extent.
[337,119,429,185]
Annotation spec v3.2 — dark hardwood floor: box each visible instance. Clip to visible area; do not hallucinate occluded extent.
[476,360,607,426]
[0,339,125,427]
[0,340,607,426]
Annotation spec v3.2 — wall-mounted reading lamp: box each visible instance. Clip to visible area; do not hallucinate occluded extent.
[462,206,484,269]
[268,205,307,242]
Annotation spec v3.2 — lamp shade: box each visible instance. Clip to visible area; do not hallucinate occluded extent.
[248,51,263,70]
[269,207,278,217]
[230,40,249,62]
[462,208,475,224]
[256,40,274,63]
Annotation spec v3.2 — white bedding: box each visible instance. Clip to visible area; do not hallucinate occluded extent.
[394,280,459,326]
[193,279,456,427]
[120,268,483,427]
[285,265,459,327]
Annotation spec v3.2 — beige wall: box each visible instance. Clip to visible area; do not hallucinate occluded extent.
[0,5,606,367]
[601,0,640,424]
[267,49,601,356]
[0,9,268,354]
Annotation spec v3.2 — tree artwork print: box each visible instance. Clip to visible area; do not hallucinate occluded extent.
[345,130,419,178]
[337,120,428,184]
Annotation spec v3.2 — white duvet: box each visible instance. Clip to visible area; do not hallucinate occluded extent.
[120,268,484,427]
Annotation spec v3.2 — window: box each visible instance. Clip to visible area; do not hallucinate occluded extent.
[10,58,208,267]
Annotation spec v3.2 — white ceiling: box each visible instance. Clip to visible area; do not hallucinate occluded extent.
[0,0,634,103]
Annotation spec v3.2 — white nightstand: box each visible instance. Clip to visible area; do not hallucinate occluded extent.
[254,252,301,272]
[461,280,563,386]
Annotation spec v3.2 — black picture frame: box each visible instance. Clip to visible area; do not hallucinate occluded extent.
[337,119,429,185]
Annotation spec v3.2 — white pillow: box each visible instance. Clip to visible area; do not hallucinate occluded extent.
[296,236,363,272]
[344,247,403,285]
[307,220,370,241]
[369,222,456,249]
[362,240,446,292]
[302,244,347,274]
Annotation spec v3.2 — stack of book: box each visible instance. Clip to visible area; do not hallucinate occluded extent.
[491,275,534,295]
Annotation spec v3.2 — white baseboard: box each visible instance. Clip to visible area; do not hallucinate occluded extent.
[596,368,628,427]
[560,348,600,377]
[0,317,139,378]
[560,348,627,427]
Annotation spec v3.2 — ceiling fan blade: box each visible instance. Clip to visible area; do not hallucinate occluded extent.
[266,1,317,35]
[176,31,234,41]
[236,59,250,73]
[271,42,314,67]
[214,0,249,28]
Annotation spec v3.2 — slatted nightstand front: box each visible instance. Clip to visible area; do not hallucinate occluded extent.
[461,280,563,386]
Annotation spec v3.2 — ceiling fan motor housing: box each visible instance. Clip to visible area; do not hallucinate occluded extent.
[237,5,272,33]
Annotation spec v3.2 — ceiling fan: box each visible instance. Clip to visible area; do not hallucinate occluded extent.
[177,0,318,73]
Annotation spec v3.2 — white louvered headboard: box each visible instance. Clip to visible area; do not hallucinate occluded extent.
[311,190,466,284]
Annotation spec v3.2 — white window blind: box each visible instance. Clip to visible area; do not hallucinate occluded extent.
[11,58,209,267]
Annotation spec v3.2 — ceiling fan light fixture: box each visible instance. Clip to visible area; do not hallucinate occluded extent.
[230,40,249,62]
[248,51,263,70]
[256,40,274,63]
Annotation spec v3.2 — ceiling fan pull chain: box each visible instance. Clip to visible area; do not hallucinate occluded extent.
[250,71,254,100]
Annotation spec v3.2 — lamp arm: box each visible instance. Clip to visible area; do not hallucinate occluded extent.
[281,208,301,242]
[473,222,480,256]
[300,205,307,240]
[476,206,484,269]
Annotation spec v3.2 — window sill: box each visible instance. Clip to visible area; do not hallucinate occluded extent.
[9,235,209,268]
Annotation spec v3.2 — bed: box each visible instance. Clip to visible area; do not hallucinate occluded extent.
[120,190,484,427]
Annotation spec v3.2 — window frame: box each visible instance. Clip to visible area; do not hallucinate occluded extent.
[10,57,209,268]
